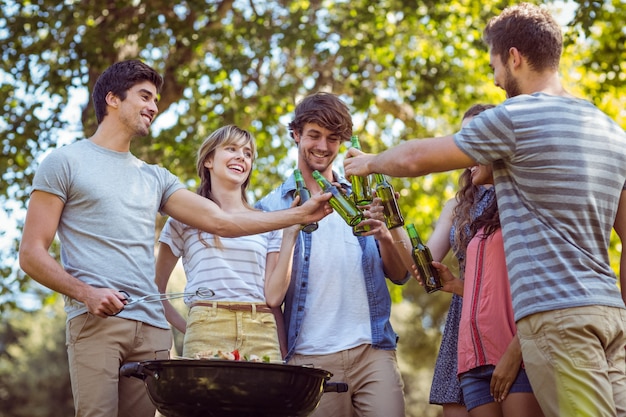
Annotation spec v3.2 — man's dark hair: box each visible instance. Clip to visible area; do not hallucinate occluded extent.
[463,103,496,120]
[288,92,353,142]
[92,60,163,124]
[483,3,562,72]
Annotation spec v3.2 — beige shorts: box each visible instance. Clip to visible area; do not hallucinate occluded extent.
[517,305,626,417]
[183,302,282,362]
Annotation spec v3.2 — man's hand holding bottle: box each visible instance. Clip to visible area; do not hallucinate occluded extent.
[295,188,333,223]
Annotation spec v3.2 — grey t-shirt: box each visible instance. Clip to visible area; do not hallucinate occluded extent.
[32,139,185,328]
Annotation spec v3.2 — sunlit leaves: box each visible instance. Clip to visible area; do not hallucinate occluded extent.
[1,1,625,414]
[0,0,622,306]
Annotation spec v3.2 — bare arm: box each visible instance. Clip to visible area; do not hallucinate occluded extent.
[264,225,299,307]
[155,242,188,333]
[163,188,331,238]
[361,198,410,283]
[427,198,455,261]
[344,135,475,178]
[490,333,523,402]
[614,190,626,304]
[388,226,416,282]
[18,190,127,318]
[376,224,410,283]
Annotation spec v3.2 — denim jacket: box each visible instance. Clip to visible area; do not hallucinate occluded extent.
[255,171,405,361]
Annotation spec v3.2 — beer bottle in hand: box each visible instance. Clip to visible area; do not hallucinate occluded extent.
[406,223,442,293]
[312,170,363,227]
[294,169,318,233]
[349,135,372,236]
[349,135,373,205]
[374,173,404,229]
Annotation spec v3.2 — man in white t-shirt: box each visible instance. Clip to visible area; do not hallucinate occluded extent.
[256,92,410,417]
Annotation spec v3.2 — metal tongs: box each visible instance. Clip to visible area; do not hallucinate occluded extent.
[116,287,215,314]
[121,287,215,305]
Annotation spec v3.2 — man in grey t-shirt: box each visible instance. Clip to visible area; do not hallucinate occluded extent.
[19,60,331,417]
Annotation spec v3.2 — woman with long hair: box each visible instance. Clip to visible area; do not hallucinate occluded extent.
[155,125,298,361]
[434,162,543,417]
[428,104,496,417]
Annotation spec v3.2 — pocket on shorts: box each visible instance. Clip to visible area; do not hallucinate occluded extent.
[185,308,213,331]
[554,308,605,369]
[518,308,606,369]
[66,313,92,345]
[254,310,276,324]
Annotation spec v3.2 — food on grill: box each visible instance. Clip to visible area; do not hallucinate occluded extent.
[192,349,270,362]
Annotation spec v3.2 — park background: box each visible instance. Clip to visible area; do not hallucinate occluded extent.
[0,0,624,415]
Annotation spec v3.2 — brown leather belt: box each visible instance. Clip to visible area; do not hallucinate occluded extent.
[190,302,273,314]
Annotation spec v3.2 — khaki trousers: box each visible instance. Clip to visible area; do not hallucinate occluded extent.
[66,313,172,417]
[289,344,405,417]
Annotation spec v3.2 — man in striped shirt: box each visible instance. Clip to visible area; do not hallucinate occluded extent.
[344,4,626,417]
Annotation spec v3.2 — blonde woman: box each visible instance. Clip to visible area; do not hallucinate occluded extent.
[155,125,298,361]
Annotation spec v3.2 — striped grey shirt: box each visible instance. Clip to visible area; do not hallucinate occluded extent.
[454,93,626,321]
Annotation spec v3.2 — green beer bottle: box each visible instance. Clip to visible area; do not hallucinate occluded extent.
[349,135,373,206]
[294,169,319,233]
[373,173,404,229]
[349,135,372,236]
[312,170,363,227]
[406,223,442,293]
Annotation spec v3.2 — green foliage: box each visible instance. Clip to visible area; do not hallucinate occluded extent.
[3,0,624,298]
[1,1,625,415]
[566,0,626,96]
[0,299,74,417]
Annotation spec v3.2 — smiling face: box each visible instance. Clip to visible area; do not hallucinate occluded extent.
[204,139,253,187]
[295,122,343,177]
[115,80,159,138]
[195,125,256,201]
